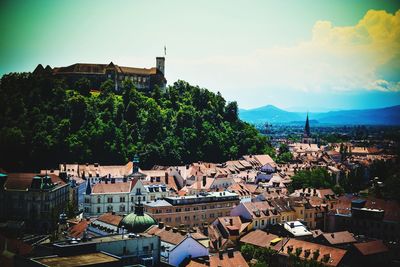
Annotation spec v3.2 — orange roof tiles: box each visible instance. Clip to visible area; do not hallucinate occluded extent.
[91,181,131,194]
[240,230,287,251]
[353,240,389,256]
[97,213,123,226]
[281,239,347,267]
[68,220,90,238]
[209,251,249,267]
[322,231,356,245]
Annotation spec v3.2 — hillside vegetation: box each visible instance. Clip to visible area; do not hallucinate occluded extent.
[0,73,273,171]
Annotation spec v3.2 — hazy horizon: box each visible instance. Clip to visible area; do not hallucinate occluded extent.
[1,0,400,110]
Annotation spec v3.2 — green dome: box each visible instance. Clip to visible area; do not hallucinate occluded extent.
[119,212,157,233]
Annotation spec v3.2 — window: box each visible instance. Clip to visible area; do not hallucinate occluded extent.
[107,206,113,212]
[120,205,125,212]
[120,197,125,202]
[85,198,90,203]
[97,197,101,204]
[84,207,89,213]
[255,221,258,227]
[97,207,101,213]
[261,220,264,225]
[136,188,141,195]
[107,197,113,203]
[185,207,190,211]
[176,208,182,212]
[210,213,215,218]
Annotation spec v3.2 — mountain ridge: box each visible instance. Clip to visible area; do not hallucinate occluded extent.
[239,105,400,125]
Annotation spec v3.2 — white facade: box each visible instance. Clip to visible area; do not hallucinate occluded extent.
[84,179,148,216]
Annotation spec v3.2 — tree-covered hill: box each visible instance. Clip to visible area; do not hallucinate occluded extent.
[0,73,273,171]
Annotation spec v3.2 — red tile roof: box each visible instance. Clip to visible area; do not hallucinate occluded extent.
[281,239,347,267]
[4,173,66,191]
[209,251,249,267]
[322,231,356,245]
[240,230,287,251]
[68,220,90,238]
[97,213,123,226]
[353,240,389,256]
[91,181,131,194]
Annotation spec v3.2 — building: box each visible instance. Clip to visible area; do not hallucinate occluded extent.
[83,178,147,216]
[0,173,69,232]
[187,250,249,267]
[146,223,209,266]
[326,196,400,241]
[240,229,289,252]
[33,57,167,92]
[278,239,347,267]
[43,233,161,266]
[144,191,240,228]
[208,216,251,251]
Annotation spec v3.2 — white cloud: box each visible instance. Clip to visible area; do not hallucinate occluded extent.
[175,9,400,93]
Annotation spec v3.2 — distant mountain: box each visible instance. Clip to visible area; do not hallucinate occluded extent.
[239,105,400,125]
[239,105,303,123]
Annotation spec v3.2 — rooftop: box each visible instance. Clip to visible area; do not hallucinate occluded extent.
[31,252,118,267]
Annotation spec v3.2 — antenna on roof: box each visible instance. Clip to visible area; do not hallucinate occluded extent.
[164,45,167,56]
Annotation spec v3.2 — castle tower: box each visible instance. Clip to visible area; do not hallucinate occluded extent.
[156,57,165,75]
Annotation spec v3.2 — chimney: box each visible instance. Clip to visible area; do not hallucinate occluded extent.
[331,233,334,238]
[165,172,169,185]
[158,222,164,229]
[202,176,206,187]
[172,227,178,233]
[229,218,233,226]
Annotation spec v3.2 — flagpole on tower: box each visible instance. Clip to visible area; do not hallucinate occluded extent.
[164,45,166,56]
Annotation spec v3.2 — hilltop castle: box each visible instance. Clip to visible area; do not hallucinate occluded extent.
[33,57,167,92]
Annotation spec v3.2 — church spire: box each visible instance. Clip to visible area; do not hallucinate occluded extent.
[304,112,311,137]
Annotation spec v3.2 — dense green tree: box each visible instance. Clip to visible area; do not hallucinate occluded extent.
[0,73,273,171]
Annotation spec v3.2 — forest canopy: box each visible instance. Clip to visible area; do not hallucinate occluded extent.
[0,73,273,171]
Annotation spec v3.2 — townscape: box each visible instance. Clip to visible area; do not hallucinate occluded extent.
[1,1,400,267]
[0,109,399,266]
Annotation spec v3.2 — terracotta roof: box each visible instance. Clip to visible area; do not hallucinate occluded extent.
[3,173,36,190]
[240,230,286,251]
[322,231,356,245]
[91,181,131,194]
[4,173,66,191]
[68,220,90,238]
[253,154,276,167]
[53,63,158,76]
[146,225,185,245]
[209,251,249,267]
[217,216,250,235]
[353,240,389,256]
[96,213,123,226]
[281,239,347,267]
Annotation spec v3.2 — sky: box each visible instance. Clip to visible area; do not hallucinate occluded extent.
[1,0,400,111]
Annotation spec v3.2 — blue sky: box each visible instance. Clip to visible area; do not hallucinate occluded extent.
[1,0,399,111]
